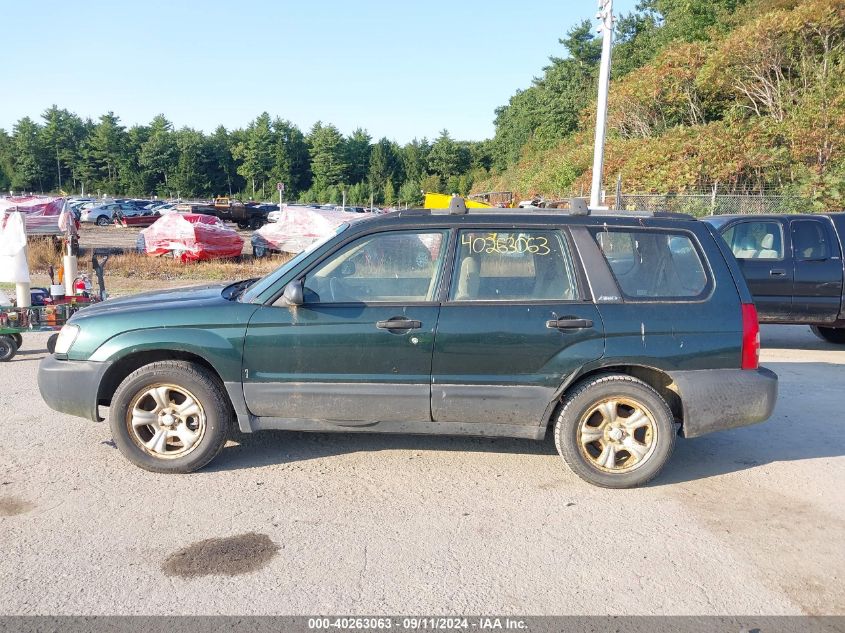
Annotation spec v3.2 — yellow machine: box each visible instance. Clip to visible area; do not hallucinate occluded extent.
[424,192,492,209]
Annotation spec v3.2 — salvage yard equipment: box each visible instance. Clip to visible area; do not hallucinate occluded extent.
[0,299,94,361]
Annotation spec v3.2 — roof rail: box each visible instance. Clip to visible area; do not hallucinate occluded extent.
[395,197,697,220]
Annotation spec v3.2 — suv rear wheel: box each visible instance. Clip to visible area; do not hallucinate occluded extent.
[810,326,845,345]
[109,361,232,473]
[554,374,676,488]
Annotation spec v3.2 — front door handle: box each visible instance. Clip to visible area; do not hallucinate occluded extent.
[770,269,787,277]
[377,318,422,331]
[547,318,594,330]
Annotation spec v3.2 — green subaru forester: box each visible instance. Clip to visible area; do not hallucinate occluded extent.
[38,201,777,488]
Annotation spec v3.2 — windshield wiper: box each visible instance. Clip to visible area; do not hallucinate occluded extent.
[227,278,258,301]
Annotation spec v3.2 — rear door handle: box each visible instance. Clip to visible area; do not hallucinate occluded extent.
[546,318,594,330]
[377,318,422,331]
[770,269,787,277]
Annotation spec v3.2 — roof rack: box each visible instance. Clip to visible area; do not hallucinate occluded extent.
[396,197,696,220]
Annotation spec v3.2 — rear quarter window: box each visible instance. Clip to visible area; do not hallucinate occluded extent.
[590,228,711,301]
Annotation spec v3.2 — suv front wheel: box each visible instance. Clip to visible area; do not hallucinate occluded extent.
[554,374,676,488]
[109,360,232,473]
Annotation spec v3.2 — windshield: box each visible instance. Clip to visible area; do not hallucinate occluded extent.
[238,223,351,303]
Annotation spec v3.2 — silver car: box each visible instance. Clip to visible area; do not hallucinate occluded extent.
[80,202,138,226]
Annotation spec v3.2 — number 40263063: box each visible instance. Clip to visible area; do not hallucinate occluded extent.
[461,232,551,256]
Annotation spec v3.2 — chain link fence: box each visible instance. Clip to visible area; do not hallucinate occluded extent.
[611,193,812,216]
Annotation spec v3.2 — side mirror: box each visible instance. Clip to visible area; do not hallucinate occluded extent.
[282,279,304,306]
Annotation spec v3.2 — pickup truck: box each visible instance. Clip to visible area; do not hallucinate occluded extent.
[199,198,272,230]
[702,213,845,343]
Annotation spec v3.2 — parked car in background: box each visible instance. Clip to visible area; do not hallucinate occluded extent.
[40,201,777,487]
[114,208,160,227]
[703,213,845,344]
[80,202,140,226]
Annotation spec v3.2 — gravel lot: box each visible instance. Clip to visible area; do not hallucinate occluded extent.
[0,325,843,616]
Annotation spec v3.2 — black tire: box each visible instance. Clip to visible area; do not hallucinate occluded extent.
[554,374,676,489]
[0,335,17,362]
[253,244,268,259]
[109,360,233,473]
[46,333,58,354]
[249,217,264,230]
[810,326,845,345]
[237,221,249,230]
[11,333,23,349]
[95,215,110,226]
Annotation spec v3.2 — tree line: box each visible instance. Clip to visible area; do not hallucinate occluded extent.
[0,108,494,206]
[7,0,815,207]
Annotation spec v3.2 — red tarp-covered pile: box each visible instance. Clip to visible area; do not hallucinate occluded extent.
[140,213,243,262]
[252,206,363,254]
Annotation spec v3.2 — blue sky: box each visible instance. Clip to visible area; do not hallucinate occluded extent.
[1,0,639,142]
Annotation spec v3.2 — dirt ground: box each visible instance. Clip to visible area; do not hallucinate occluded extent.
[0,325,843,615]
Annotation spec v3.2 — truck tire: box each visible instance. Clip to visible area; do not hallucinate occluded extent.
[11,333,23,349]
[249,217,264,230]
[0,335,17,362]
[109,360,233,474]
[253,244,268,259]
[810,326,845,344]
[554,374,676,489]
[237,221,249,230]
[95,215,110,226]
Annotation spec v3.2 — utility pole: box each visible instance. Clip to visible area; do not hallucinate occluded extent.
[590,0,614,210]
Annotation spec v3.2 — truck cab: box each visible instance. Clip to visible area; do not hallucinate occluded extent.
[704,214,845,340]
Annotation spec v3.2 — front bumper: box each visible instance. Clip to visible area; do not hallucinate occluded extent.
[671,367,778,438]
[38,355,112,422]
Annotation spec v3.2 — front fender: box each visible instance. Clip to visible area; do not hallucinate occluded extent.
[88,326,247,382]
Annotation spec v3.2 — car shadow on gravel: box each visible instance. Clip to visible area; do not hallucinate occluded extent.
[654,360,845,485]
[760,324,845,352]
[207,359,845,486]
[206,429,558,474]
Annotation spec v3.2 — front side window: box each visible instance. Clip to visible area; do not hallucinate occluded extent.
[449,229,578,301]
[302,230,447,303]
[592,229,709,300]
[792,220,830,261]
[722,221,784,260]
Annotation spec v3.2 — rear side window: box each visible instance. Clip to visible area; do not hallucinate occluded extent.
[450,229,578,301]
[722,221,784,260]
[792,220,831,261]
[591,229,709,300]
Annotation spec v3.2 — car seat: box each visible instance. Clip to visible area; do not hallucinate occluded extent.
[454,256,480,300]
[733,237,759,259]
[756,234,779,259]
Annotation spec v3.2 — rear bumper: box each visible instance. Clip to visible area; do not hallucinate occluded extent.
[38,355,111,422]
[671,367,778,438]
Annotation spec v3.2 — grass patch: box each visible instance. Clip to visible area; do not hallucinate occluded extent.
[2,243,291,299]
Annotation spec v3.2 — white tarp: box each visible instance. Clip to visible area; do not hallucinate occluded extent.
[253,206,364,253]
[0,211,31,283]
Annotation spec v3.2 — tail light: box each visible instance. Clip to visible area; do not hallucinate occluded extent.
[741,303,760,370]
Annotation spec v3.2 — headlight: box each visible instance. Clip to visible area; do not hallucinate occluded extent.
[54,325,80,355]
